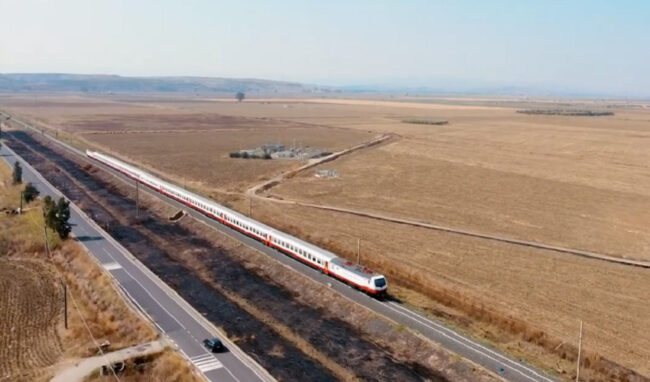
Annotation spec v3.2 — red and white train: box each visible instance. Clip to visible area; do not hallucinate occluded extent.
[86,150,388,297]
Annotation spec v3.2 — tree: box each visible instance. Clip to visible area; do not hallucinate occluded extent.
[43,196,72,239]
[23,182,40,203]
[12,161,22,184]
[235,92,245,102]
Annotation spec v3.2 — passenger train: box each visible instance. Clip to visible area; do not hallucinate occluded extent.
[86,150,388,297]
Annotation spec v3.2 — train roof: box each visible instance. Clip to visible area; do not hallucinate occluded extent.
[331,258,384,278]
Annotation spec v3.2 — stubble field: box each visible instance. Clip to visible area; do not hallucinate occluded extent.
[2,94,649,379]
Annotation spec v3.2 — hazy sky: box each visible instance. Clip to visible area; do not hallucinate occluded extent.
[1,0,649,96]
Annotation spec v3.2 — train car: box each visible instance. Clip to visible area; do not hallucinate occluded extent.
[86,150,388,297]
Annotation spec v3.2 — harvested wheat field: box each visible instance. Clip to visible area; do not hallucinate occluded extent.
[0,259,63,381]
[2,94,650,379]
[84,127,375,192]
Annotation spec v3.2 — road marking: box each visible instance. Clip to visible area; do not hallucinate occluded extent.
[384,301,555,382]
[190,353,223,372]
[100,247,188,332]
[102,261,122,271]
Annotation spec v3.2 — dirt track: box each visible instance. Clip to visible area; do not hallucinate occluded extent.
[5,130,447,382]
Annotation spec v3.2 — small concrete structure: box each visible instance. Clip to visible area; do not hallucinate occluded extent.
[315,169,340,178]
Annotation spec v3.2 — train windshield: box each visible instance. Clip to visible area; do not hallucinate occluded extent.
[373,277,386,288]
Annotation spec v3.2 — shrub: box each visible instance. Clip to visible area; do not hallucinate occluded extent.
[43,196,72,239]
[23,182,40,203]
[12,161,22,184]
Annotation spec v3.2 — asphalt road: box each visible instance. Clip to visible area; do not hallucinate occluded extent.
[3,113,559,382]
[0,141,273,382]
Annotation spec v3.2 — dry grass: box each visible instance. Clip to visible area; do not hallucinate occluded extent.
[4,94,650,379]
[84,350,203,382]
[53,241,158,358]
[83,127,374,192]
[251,201,649,381]
[0,158,162,380]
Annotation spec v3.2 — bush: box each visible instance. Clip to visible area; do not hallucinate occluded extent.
[402,118,448,125]
[23,182,40,203]
[12,161,22,184]
[43,196,72,239]
[229,152,241,158]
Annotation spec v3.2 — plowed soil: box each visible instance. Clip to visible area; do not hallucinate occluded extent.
[0,259,63,381]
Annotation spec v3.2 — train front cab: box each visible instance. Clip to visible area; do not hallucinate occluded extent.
[371,276,388,299]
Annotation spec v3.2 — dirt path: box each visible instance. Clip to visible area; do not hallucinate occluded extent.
[50,340,166,382]
[246,133,393,197]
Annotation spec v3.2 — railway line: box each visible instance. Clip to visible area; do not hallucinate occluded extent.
[3,112,559,382]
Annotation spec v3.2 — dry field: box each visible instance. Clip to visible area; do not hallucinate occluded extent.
[0,94,377,192]
[2,94,650,379]
[86,127,374,192]
[0,259,63,382]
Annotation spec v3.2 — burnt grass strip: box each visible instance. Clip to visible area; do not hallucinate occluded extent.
[7,131,445,382]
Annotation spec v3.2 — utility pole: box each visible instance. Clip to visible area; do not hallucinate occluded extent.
[19,191,23,214]
[576,320,583,382]
[357,238,360,265]
[248,197,252,217]
[62,280,68,329]
[43,225,51,258]
[135,180,139,219]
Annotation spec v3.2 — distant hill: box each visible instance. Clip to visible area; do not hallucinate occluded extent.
[0,73,337,94]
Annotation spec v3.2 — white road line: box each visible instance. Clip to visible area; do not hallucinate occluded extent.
[100,247,187,332]
[102,261,122,271]
[385,302,555,382]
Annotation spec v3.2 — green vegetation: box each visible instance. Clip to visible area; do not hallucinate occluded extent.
[43,196,72,239]
[12,161,22,184]
[401,118,448,125]
[22,182,40,203]
[229,151,272,160]
[236,91,245,102]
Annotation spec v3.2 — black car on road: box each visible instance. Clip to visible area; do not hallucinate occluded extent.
[203,337,225,353]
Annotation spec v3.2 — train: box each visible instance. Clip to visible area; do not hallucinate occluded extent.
[86,150,388,297]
